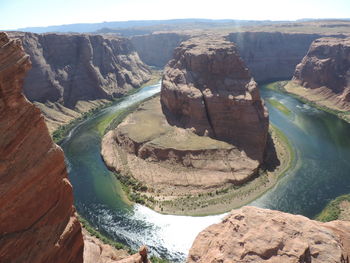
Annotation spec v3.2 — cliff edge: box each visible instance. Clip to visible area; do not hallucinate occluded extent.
[0,32,151,263]
[0,31,84,263]
[188,206,350,263]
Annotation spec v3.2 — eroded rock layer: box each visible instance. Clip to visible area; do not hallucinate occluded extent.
[102,97,260,196]
[9,32,151,108]
[6,32,152,132]
[161,35,269,162]
[0,32,84,263]
[188,206,350,263]
[293,37,350,106]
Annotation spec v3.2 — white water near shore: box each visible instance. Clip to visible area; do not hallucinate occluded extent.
[132,204,226,256]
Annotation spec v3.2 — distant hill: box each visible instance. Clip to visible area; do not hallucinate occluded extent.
[15,19,278,33]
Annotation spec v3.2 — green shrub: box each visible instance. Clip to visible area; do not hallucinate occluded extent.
[315,194,350,222]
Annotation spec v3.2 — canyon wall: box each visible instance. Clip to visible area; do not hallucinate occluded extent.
[130,32,191,67]
[8,32,152,132]
[161,35,269,162]
[12,32,151,107]
[0,32,84,263]
[188,206,350,263]
[0,31,152,263]
[293,37,350,104]
[131,31,346,83]
[226,32,345,82]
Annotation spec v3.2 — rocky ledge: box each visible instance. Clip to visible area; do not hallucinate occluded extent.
[287,37,350,121]
[188,206,350,263]
[101,36,279,215]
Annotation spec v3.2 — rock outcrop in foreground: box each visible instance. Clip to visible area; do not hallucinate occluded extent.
[0,32,84,263]
[0,32,150,263]
[188,206,350,263]
[292,37,350,109]
[8,32,152,132]
[84,231,151,263]
[161,35,269,162]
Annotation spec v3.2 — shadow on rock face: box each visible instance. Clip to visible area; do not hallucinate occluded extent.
[262,133,280,172]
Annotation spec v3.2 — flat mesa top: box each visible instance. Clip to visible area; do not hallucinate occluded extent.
[312,37,350,47]
[178,35,239,55]
[117,96,234,151]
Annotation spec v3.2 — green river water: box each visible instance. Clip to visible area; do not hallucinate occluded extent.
[61,82,350,262]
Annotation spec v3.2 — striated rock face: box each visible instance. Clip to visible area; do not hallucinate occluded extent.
[293,37,350,103]
[0,32,84,262]
[188,206,350,263]
[5,32,152,132]
[0,31,151,263]
[130,32,191,67]
[227,32,333,82]
[161,36,269,162]
[9,32,151,108]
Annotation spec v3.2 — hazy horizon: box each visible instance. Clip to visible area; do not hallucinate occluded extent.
[7,17,350,30]
[1,0,350,30]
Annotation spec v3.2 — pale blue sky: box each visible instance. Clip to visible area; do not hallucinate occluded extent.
[1,0,350,30]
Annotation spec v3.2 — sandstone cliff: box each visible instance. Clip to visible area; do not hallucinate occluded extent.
[161,35,269,162]
[292,37,350,108]
[227,32,340,82]
[0,32,151,263]
[130,32,191,67]
[8,32,152,132]
[188,206,350,263]
[129,31,346,83]
[0,31,84,263]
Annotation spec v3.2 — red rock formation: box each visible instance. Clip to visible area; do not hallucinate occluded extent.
[293,37,350,103]
[161,36,268,162]
[0,31,152,263]
[0,32,84,262]
[188,206,350,263]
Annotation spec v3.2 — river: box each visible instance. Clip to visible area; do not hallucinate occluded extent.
[61,82,350,262]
